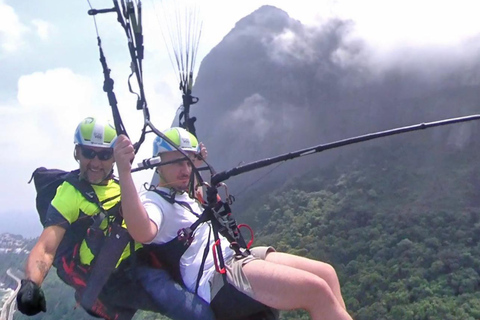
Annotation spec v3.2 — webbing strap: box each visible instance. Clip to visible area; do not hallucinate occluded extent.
[210,214,228,284]
[194,227,211,294]
[65,173,121,232]
[80,222,133,312]
[96,35,128,137]
[65,173,101,206]
[153,189,202,217]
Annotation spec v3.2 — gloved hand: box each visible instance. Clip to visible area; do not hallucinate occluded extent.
[16,279,47,315]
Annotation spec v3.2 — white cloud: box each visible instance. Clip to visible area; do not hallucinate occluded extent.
[332,0,480,50]
[230,94,272,139]
[0,0,28,53]
[0,68,106,218]
[269,29,299,62]
[18,68,95,110]
[31,19,53,40]
[15,68,104,157]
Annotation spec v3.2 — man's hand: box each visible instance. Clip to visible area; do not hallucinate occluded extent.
[16,279,47,315]
[194,142,207,167]
[114,134,135,176]
[198,142,207,160]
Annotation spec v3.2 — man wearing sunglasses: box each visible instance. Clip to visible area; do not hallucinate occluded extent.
[17,117,214,320]
[76,144,115,183]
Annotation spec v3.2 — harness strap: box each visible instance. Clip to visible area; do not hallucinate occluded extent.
[153,189,203,241]
[210,211,229,283]
[153,190,200,216]
[80,222,133,313]
[83,202,123,260]
[195,227,211,294]
[96,35,128,137]
[64,173,101,206]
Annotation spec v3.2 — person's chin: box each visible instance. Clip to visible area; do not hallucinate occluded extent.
[87,171,106,184]
[173,183,189,192]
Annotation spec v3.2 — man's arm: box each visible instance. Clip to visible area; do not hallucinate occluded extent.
[25,225,65,285]
[17,225,65,315]
[114,134,158,243]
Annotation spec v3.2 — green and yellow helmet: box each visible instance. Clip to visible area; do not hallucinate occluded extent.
[74,117,117,148]
[153,127,199,156]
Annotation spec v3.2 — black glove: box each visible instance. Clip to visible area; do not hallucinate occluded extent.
[16,279,47,315]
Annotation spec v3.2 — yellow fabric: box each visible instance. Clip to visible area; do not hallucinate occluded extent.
[51,179,141,266]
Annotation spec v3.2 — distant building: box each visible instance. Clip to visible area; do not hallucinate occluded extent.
[0,233,30,255]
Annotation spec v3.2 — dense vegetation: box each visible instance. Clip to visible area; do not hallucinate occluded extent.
[3,132,480,320]
[240,136,480,319]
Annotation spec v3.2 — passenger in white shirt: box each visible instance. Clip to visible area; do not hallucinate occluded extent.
[114,127,352,320]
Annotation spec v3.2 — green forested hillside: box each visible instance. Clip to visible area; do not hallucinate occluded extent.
[239,136,480,319]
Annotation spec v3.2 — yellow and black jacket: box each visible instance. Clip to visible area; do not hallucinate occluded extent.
[44,178,141,268]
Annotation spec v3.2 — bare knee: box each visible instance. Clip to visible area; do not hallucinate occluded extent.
[320,263,339,284]
[302,277,338,309]
[304,277,349,319]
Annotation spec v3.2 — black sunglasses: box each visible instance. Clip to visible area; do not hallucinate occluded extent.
[80,146,113,161]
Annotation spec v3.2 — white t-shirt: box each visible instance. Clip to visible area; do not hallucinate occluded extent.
[141,187,234,302]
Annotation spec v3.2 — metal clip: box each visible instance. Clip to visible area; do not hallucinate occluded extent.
[177,227,193,246]
[217,182,235,205]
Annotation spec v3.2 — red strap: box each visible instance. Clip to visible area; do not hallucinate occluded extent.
[238,224,254,249]
[212,239,226,274]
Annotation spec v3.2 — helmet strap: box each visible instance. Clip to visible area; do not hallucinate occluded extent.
[73,147,79,162]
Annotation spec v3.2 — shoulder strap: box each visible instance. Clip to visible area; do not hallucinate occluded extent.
[65,173,123,229]
[151,189,175,204]
[64,172,101,207]
[64,172,109,232]
[152,189,201,218]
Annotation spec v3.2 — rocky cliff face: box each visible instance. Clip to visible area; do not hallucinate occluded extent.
[189,5,480,195]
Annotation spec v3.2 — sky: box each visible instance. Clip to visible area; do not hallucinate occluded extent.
[0,0,479,237]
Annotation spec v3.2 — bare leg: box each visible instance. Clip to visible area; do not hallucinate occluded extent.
[265,252,346,309]
[242,259,353,320]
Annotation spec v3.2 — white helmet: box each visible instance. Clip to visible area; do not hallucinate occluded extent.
[153,127,199,156]
[74,117,117,148]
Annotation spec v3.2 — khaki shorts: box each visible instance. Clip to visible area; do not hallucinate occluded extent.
[210,246,275,300]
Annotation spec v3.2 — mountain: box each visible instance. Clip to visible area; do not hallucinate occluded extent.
[189,5,480,319]
[192,5,480,198]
